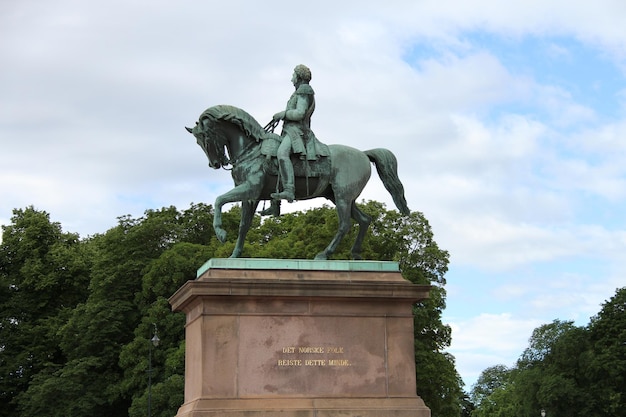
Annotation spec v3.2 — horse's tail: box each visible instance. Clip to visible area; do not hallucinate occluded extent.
[364,148,410,215]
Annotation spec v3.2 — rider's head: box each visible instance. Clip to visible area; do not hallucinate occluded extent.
[293,64,312,84]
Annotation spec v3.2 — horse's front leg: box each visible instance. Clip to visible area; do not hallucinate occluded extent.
[230,199,260,258]
[213,182,257,243]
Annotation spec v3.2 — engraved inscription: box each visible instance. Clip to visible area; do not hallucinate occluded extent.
[277,346,351,367]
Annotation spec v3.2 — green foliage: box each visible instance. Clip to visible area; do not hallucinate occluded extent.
[470,287,626,417]
[587,287,626,415]
[469,364,512,407]
[0,207,91,417]
[247,205,340,259]
[1,201,464,417]
[517,319,578,368]
[471,385,517,417]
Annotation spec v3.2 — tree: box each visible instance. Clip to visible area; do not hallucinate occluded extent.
[471,385,517,417]
[587,287,626,416]
[0,207,90,417]
[535,325,594,417]
[470,364,512,407]
[459,392,476,417]
[512,320,586,417]
[469,365,518,417]
[15,206,199,416]
[517,319,578,367]
[121,242,214,417]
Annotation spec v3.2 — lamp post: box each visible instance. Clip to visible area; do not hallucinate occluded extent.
[148,323,160,417]
[541,409,546,417]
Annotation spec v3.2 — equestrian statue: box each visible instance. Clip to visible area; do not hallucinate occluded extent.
[185,64,410,260]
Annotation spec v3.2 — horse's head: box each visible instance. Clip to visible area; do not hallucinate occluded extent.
[185,118,229,169]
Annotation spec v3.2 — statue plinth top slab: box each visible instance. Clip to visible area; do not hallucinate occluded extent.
[197,258,400,278]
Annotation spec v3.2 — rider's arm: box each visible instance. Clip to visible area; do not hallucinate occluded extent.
[284,94,309,121]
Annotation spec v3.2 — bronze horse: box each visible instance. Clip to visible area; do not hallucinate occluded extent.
[186,105,410,260]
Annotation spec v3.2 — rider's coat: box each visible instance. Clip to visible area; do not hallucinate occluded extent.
[282,84,329,160]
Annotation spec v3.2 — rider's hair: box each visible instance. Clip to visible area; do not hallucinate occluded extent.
[294,64,312,83]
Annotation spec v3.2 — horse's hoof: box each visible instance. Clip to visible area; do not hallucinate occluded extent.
[351,253,363,260]
[215,228,227,243]
[314,252,328,260]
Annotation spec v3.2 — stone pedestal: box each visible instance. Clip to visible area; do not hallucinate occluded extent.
[169,259,431,417]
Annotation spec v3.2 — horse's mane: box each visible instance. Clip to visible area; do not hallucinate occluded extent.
[199,105,270,143]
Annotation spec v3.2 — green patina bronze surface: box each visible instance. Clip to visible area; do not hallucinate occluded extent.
[185,65,410,261]
[197,258,400,277]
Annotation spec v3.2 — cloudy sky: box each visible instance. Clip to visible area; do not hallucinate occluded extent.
[2,0,625,389]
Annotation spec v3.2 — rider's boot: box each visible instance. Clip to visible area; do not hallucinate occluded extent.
[271,159,295,202]
[259,200,281,216]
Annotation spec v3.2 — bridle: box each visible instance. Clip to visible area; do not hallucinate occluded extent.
[199,120,230,170]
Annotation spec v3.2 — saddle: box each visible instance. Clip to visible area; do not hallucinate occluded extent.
[260,133,330,178]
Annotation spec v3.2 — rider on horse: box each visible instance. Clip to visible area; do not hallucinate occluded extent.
[270,64,324,203]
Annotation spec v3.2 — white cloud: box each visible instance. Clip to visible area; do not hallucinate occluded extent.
[447,313,541,386]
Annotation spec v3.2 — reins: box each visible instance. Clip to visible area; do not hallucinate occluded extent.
[264,119,279,133]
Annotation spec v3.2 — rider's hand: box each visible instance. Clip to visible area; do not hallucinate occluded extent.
[273,111,286,121]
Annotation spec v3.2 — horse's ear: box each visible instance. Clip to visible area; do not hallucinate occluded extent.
[185,126,193,134]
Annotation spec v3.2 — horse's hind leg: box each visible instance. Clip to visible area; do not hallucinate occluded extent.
[231,200,259,258]
[350,202,372,260]
[315,199,352,260]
